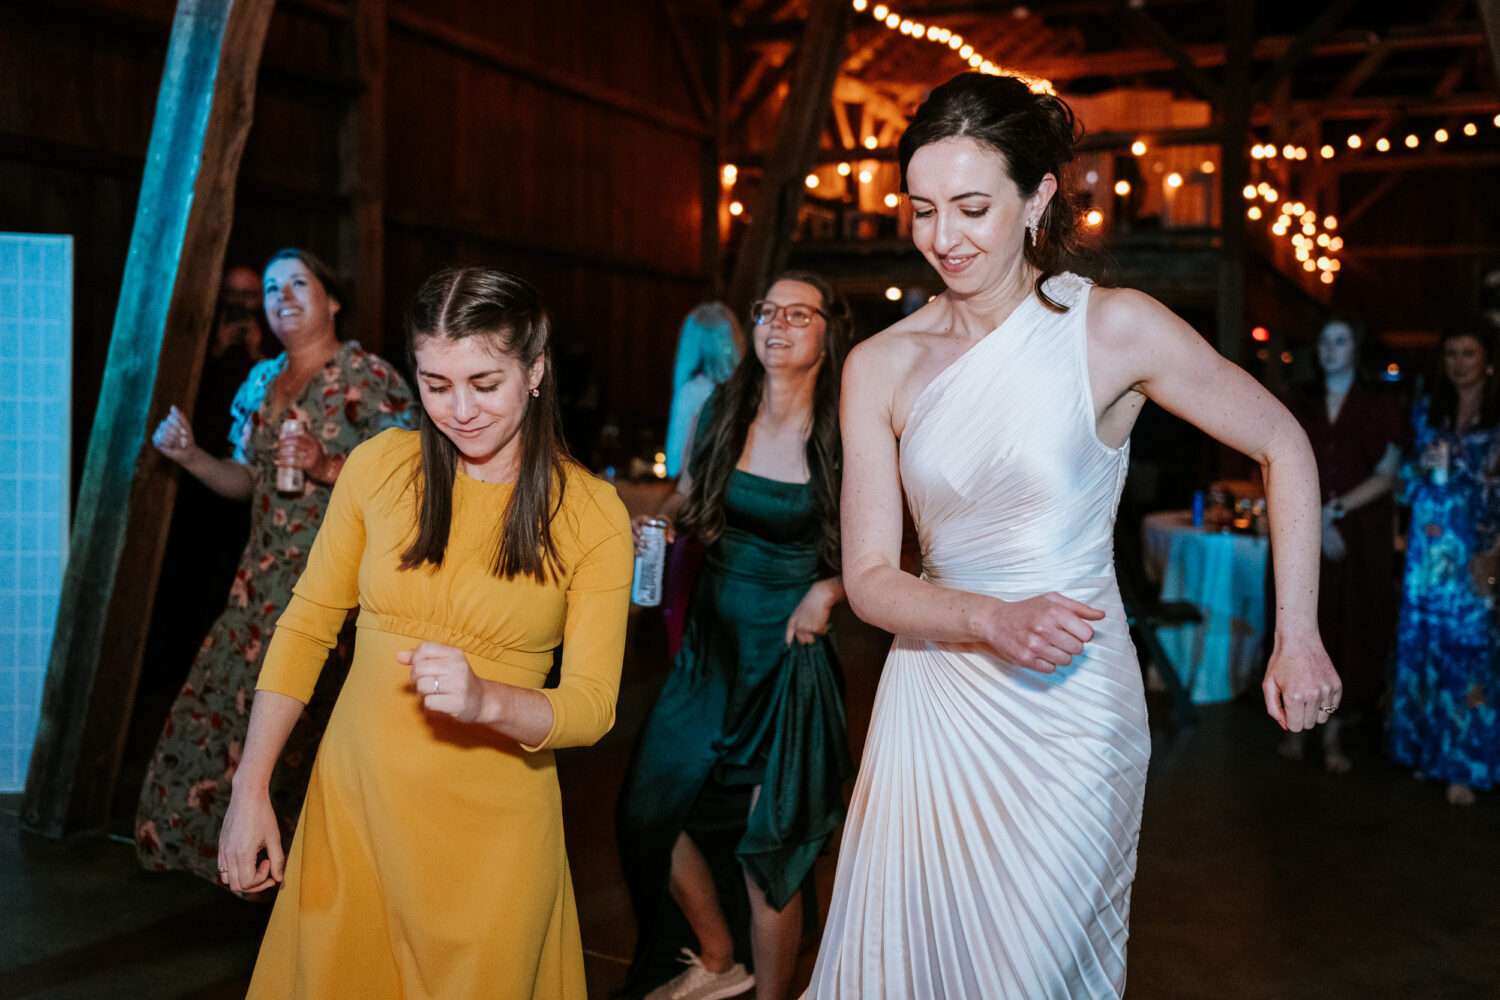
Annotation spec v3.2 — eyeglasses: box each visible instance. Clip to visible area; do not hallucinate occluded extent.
[750,300,825,328]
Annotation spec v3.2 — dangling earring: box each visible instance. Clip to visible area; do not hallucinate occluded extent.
[530,386,540,398]
[1027,217,1039,247]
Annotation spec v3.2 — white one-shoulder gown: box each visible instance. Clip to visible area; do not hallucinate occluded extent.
[807,274,1150,999]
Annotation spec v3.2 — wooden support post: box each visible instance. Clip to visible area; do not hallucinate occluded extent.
[726,0,851,316]
[338,0,387,353]
[21,0,275,839]
[1216,0,1253,364]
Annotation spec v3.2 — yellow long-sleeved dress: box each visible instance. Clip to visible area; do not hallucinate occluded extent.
[247,428,632,1000]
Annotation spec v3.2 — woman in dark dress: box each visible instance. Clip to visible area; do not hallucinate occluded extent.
[1282,315,1407,771]
[617,271,855,1000]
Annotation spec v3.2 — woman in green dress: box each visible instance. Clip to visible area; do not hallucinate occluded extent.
[618,271,855,1000]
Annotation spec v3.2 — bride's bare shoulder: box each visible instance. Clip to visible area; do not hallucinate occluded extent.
[847,299,949,378]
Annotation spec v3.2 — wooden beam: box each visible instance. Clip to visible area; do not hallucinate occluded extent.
[1250,0,1361,104]
[1123,7,1224,106]
[729,48,795,131]
[388,5,712,139]
[1255,93,1500,123]
[726,0,852,317]
[338,0,387,355]
[663,0,717,126]
[1019,23,1489,83]
[1338,173,1402,230]
[1346,243,1500,260]
[21,0,275,839]
[1333,150,1500,173]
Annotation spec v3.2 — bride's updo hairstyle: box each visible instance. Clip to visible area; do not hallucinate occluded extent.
[898,72,1086,312]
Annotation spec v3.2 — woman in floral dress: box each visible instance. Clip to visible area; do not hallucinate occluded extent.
[1389,327,1500,806]
[135,248,414,886]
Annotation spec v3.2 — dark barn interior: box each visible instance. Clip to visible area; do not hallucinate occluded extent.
[2,1,1499,997]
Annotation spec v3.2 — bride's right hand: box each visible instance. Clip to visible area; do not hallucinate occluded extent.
[974,592,1105,673]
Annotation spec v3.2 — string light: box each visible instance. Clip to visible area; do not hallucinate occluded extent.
[883,193,899,208]
[721,164,737,185]
[1085,209,1103,226]
[1405,134,1419,148]
[1347,135,1362,149]
[884,286,902,301]
[858,169,873,184]
[805,174,820,189]
[1131,140,1148,156]
[1376,138,1391,151]
[837,162,851,176]
[1115,179,1132,196]
[852,0,1053,92]
[863,135,878,150]
[1320,145,1335,158]
[1247,206,1262,220]
[1464,123,1478,136]
[1435,128,1449,143]
[1200,160,1215,173]
[1166,172,1183,188]
[729,200,743,216]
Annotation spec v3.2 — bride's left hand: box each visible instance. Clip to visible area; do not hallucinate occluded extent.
[1262,632,1341,732]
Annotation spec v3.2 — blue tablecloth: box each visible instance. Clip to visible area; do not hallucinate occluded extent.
[1142,510,1270,704]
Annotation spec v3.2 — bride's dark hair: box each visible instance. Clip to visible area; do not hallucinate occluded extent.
[898,73,1089,312]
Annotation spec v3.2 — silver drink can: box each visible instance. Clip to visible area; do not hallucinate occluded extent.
[631,518,668,607]
[276,419,306,493]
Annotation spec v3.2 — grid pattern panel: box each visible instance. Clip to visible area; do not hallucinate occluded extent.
[0,234,72,792]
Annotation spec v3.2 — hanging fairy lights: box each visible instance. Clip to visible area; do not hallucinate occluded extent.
[851,0,1054,93]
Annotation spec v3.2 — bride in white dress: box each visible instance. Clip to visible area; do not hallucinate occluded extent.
[806,73,1342,999]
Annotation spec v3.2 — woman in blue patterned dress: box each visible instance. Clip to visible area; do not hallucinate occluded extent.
[1389,326,1500,806]
[135,248,415,885]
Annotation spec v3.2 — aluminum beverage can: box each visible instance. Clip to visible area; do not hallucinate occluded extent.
[631,518,668,607]
[277,419,306,493]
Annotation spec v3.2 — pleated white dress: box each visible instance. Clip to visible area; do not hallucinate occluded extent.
[807,274,1150,999]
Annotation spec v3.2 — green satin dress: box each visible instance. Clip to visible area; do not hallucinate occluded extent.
[617,469,853,989]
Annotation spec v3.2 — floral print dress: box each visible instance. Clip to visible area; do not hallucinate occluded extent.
[1388,396,1500,791]
[136,340,414,887]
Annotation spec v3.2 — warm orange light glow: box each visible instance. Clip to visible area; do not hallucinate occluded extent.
[1282,144,1296,159]
[729,200,743,216]
[1435,128,1449,143]
[1131,140,1147,156]
[1316,233,1330,247]
[1251,326,1270,342]
[1115,180,1132,196]
[864,135,878,150]
[1304,260,1318,272]
[1404,134,1419,148]
[885,286,901,302]
[1323,215,1337,230]
[853,0,868,11]
[858,169,873,184]
[1388,364,1399,375]
[1347,135,1362,149]
[1247,206,1262,220]
[885,12,900,28]
[1085,209,1104,226]
[872,3,888,18]
[1329,236,1344,251]
[1263,189,1278,202]
[883,193,899,208]
[1376,137,1391,151]
[1464,122,1478,136]
[1166,172,1183,188]
[721,164,737,185]
[837,162,851,176]
[1201,160,1215,173]
[1281,351,1294,363]
[805,174,819,189]
[1320,271,1334,284]
[1320,145,1335,159]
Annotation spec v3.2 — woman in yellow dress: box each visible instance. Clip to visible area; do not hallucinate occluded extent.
[217,266,634,999]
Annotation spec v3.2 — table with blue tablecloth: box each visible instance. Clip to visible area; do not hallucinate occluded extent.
[1141,510,1270,704]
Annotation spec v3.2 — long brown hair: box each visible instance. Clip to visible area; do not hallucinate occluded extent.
[676,270,854,570]
[399,267,569,581]
[1428,325,1500,432]
[898,72,1090,312]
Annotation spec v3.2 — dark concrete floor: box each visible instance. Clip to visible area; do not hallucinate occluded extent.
[4,608,1497,999]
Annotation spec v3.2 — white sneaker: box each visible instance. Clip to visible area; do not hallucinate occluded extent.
[644,948,755,1000]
